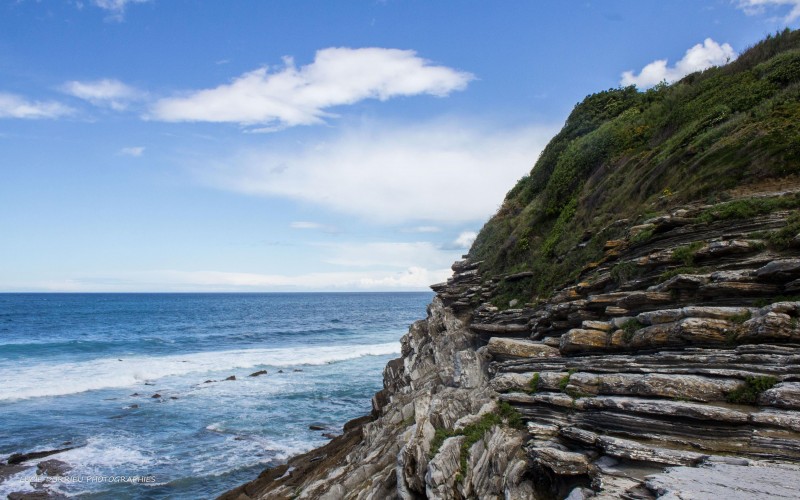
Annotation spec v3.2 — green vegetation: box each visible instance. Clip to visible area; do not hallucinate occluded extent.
[730,310,752,325]
[621,319,645,343]
[469,29,800,298]
[528,373,540,393]
[558,369,576,391]
[630,227,655,245]
[659,266,711,281]
[671,241,705,266]
[766,212,800,249]
[726,375,778,404]
[429,401,525,481]
[611,261,639,285]
[698,195,800,223]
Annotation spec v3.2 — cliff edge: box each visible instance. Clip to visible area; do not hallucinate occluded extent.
[221,29,800,499]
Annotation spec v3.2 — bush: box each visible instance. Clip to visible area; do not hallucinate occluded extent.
[621,319,645,343]
[671,241,705,266]
[726,375,778,404]
[528,373,540,393]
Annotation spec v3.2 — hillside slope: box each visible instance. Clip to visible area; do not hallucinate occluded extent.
[222,29,800,499]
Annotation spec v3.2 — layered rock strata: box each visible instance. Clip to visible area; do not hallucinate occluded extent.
[223,193,800,499]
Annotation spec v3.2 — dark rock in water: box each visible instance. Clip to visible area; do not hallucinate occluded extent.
[293,369,303,372]
[203,380,215,384]
[278,370,284,373]
[249,370,268,377]
[37,459,69,477]
[7,447,75,465]
[144,382,155,386]
[309,424,326,431]
[322,433,339,439]
[151,393,161,399]
[225,375,236,381]
[169,396,178,400]
[128,404,139,409]
[0,463,26,485]
[130,393,140,396]
[7,492,62,499]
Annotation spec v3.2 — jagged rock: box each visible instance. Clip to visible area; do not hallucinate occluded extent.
[425,436,464,499]
[37,459,69,476]
[760,382,800,410]
[487,338,560,359]
[7,447,75,465]
[755,258,800,280]
[529,447,591,475]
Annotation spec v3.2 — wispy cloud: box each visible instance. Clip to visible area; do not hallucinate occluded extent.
[92,0,148,21]
[119,146,145,156]
[736,0,800,23]
[150,47,474,129]
[290,221,338,233]
[322,241,455,269]
[194,119,556,223]
[29,267,451,292]
[453,231,477,249]
[621,38,737,88]
[61,79,142,110]
[0,92,73,119]
[403,226,442,233]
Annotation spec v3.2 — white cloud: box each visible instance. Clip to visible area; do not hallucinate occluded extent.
[0,92,73,119]
[620,38,737,88]
[150,47,474,129]
[195,119,556,223]
[92,0,148,21]
[61,79,142,110]
[290,221,324,230]
[119,146,144,156]
[31,267,451,292]
[736,0,800,22]
[403,226,442,233]
[453,231,477,249]
[322,241,456,269]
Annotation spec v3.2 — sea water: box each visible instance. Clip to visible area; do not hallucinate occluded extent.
[0,292,432,499]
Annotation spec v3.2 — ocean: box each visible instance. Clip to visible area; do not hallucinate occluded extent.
[0,292,432,499]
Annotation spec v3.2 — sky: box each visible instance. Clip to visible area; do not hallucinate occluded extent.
[0,0,798,292]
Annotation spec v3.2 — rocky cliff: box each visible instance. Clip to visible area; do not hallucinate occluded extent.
[222,30,800,499]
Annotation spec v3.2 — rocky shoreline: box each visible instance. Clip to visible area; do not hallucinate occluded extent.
[222,190,800,499]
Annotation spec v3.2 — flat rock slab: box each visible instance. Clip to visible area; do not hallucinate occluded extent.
[487,338,560,359]
[646,462,800,499]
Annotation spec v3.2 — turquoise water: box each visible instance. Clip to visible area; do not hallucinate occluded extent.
[0,293,431,498]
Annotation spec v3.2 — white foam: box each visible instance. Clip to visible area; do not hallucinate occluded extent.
[56,436,153,469]
[0,342,399,401]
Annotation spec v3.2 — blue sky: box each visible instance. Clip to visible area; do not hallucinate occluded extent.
[1,0,798,292]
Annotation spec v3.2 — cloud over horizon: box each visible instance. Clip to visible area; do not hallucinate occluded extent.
[0,92,73,119]
[150,47,474,129]
[621,38,737,88]
[194,120,556,224]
